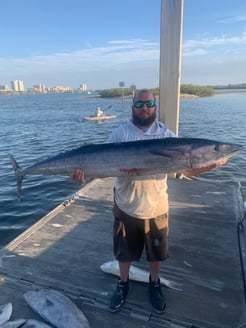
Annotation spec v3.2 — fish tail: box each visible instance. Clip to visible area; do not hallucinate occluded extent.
[9,154,24,202]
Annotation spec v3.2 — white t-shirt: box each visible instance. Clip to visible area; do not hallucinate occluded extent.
[108,120,176,219]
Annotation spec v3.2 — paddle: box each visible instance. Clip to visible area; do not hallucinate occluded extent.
[104,104,112,111]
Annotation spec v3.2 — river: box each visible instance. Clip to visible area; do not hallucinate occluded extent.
[0,92,245,248]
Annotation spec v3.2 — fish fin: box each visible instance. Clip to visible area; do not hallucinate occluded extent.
[9,154,23,202]
[150,149,186,158]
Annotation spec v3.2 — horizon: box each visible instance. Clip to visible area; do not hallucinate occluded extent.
[1,0,246,89]
[2,82,246,95]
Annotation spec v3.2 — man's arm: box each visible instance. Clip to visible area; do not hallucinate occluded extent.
[70,169,86,184]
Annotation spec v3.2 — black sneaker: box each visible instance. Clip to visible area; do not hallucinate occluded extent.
[149,276,166,313]
[109,278,129,312]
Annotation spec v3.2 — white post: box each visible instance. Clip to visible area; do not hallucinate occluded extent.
[159,0,184,136]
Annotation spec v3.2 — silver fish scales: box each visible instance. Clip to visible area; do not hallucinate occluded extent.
[23,289,90,328]
[9,137,243,201]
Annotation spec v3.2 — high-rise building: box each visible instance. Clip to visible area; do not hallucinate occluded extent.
[33,84,46,93]
[80,83,87,91]
[11,80,25,92]
[0,84,9,91]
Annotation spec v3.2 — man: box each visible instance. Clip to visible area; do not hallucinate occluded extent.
[72,89,226,313]
[107,89,175,313]
[96,106,104,117]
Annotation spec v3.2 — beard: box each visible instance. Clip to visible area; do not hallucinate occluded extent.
[132,109,156,128]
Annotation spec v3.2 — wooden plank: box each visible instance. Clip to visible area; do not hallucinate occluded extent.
[0,178,244,327]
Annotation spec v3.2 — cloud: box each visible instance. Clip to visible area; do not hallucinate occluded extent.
[0,38,159,74]
[218,14,246,23]
[182,32,246,56]
[182,54,246,85]
[1,33,246,89]
[0,39,160,89]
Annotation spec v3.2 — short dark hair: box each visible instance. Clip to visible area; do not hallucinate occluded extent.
[133,89,156,102]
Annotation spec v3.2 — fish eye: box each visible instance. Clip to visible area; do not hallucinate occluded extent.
[214,144,220,152]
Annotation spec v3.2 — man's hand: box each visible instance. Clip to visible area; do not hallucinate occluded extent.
[182,159,228,177]
[70,169,86,184]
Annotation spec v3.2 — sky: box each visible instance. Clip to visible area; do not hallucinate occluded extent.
[1,0,246,90]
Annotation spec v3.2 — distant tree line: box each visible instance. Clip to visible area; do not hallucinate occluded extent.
[98,85,214,98]
[211,83,246,90]
[180,84,214,96]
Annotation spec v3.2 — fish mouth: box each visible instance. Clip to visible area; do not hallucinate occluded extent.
[225,144,244,157]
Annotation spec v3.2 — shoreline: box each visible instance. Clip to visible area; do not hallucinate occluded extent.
[214,88,246,94]
[180,93,199,98]
[1,89,246,98]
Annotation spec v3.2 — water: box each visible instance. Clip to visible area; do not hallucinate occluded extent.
[0,92,245,248]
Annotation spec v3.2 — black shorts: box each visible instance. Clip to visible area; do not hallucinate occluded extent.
[113,203,169,262]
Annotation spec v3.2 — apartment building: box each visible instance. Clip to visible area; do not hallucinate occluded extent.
[11,80,25,92]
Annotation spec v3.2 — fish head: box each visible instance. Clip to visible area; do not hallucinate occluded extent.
[24,288,57,313]
[190,140,243,168]
[24,289,45,308]
[24,289,40,301]
[100,260,119,275]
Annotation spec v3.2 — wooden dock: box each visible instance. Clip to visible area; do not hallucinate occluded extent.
[0,177,245,327]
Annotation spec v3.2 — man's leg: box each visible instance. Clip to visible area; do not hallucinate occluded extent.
[149,261,166,313]
[150,261,161,281]
[110,205,143,312]
[109,261,130,312]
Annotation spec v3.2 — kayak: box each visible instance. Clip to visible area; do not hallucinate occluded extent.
[82,115,117,121]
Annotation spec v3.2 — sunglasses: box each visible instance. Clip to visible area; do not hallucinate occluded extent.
[133,100,156,108]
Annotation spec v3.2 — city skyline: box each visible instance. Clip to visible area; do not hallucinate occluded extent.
[1,0,246,89]
[0,80,89,93]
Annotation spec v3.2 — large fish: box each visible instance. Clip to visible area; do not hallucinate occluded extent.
[9,137,242,200]
[0,303,12,326]
[100,260,183,291]
[23,289,90,328]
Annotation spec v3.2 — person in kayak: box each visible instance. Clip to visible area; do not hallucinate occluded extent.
[96,106,104,117]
